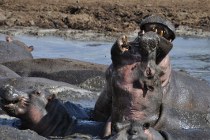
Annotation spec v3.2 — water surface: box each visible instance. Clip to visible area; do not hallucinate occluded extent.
[1,35,210,82]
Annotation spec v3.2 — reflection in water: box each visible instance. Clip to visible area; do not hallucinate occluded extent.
[0,34,209,82]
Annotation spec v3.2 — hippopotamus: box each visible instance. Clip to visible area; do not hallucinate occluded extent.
[110,31,167,129]
[1,15,210,140]
[0,38,33,63]
[0,64,20,78]
[93,15,210,139]
[109,121,164,140]
[0,125,47,140]
[2,58,107,91]
[6,36,34,52]
[0,84,105,138]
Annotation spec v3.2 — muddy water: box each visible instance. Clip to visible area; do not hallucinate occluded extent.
[0,35,210,83]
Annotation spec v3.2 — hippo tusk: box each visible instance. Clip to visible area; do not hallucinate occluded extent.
[122,35,128,45]
[160,30,164,36]
[142,30,145,34]
[155,28,158,33]
[118,35,129,52]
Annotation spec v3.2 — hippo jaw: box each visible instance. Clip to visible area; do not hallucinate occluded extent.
[139,15,175,64]
[140,15,176,41]
[0,85,54,123]
[0,84,30,116]
[111,35,142,67]
[0,85,73,137]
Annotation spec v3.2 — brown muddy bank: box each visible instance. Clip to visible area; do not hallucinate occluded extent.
[0,0,210,39]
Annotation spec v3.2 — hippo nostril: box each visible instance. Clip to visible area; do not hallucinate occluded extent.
[34,91,41,96]
[146,68,151,75]
[145,68,152,78]
[133,80,142,89]
[145,67,155,78]
[143,123,150,130]
[128,129,138,135]
[147,86,154,92]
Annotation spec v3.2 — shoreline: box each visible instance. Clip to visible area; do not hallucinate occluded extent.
[0,25,209,42]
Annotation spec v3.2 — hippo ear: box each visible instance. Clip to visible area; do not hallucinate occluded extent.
[47,94,56,102]
[143,123,150,130]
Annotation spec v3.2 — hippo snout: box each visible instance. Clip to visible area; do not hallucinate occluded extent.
[138,31,159,60]
[110,121,150,140]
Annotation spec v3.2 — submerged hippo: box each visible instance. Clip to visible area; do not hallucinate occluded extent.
[6,36,34,52]
[93,15,210,139]
[109,121,164,140]
[0,37,33,63]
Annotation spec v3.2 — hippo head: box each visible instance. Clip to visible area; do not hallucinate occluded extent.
[109,121,150,140]
[0,85,75,137]
[109,121,165,140]
[0,84,55,125]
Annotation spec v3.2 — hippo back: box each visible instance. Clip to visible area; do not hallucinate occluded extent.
[155,70,210,130]
[0,41,33,63]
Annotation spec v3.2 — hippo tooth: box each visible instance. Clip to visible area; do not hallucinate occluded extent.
[142,30,145,34]
[155,28,158,33]
[122,35,128,44]
[122,48,128,52]
[169,39,172,42]
[160,30,164,36]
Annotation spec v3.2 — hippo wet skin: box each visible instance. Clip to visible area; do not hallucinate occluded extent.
[0,84,106,138]
[0,40,33,63]
[93,15,210,139]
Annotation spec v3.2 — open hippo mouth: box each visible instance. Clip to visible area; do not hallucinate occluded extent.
[0,84,30,116]
[111,15,175,66]
[0,84,53,117]
[108,15,176,132]
[140,15,176,41]
[139,15,175,64]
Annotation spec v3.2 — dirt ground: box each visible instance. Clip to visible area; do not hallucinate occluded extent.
[0,0,210,37]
